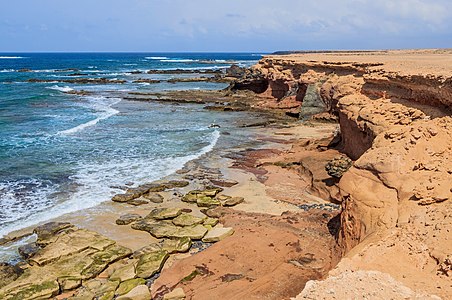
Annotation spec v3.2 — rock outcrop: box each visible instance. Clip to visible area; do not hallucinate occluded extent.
[238,50,452,298]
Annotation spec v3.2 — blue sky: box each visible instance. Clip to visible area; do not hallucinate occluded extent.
[1,0,451,52]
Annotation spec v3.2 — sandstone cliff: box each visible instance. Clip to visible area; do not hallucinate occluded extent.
[233,50,452,298]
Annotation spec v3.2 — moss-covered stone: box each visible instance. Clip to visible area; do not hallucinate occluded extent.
[172,213,205,227]
[203,217,219,227]
[116,278,146,296]
[162,237,192,253]
[81,244,132,279]
[197,196,221,208]
[146,207,182,220]
[173,225,208,240]
[136,250,169,279]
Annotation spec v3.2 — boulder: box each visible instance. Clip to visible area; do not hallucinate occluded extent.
[202,227,234,243]
[135,250,169,279]
[172,213,205,227]
[116,214,142,225]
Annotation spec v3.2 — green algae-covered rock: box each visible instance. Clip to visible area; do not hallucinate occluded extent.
[146,207,182,220]
[116,278,146,296]
[197,196,221,208]
[0,280,59,300]
[203,217,219,227]
[181,190,202,203]
[132,219,179,239]
[116,284,150,300]
[162,237,192,253]
[109,261,136,282]
[81,244,132,279]
[173,225,208,240]
[172,213,204,227]
[135,250,169,279]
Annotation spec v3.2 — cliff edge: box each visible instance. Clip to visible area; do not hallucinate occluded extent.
[234,49,452,298]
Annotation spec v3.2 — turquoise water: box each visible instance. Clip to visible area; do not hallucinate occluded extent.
[0,53,262,237]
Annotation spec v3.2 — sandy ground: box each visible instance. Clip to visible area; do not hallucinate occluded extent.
[268,49,452,77]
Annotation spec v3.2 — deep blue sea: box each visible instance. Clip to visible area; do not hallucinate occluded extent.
[0,53,262,237]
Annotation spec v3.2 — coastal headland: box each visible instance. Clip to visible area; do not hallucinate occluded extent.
[0,49,451,299]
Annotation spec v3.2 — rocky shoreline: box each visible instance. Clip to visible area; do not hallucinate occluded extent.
[1,49,451,299]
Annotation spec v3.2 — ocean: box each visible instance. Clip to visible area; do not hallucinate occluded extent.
[0,53,262,238]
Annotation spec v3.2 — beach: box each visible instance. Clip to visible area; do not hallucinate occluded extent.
[0,50,451,299]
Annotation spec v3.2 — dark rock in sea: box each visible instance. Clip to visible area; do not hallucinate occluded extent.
[132,79,161,84]
[17,69,32,72]
[27,78,126,84]
[67,73,88,76]
[18,242,41,260]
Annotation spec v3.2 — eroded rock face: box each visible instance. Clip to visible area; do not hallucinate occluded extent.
[251,52,452,256]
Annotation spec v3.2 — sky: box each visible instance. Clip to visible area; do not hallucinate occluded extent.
[1,0,451,52]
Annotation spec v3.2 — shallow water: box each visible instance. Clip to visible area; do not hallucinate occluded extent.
[0,53,263,237]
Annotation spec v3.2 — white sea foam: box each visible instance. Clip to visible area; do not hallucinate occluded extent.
[0,56,26,59]
[46,85,74,92]
[145,56,168,60]
[0,130,220,238]
[160,59,196,63]
[57,97,121,135]
[0,69,15,73]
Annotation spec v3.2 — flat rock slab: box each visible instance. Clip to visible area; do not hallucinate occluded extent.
[143,192,164,203]
[30,229,116,266]
[210,179,239,187]
[172,213,205,227]
[222,197,245,207]
[117,278,146,296]
[146,208,182,220]
[162,237,192,253]
[136,250,169,279]
[117,284,151,300]
[202,227,234,243]
[127,198,150,206]
[203,217,219,227]
[109,261,137,282]
[197,197,221,208]
[173,225,208,240]
[116,214,142,225]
